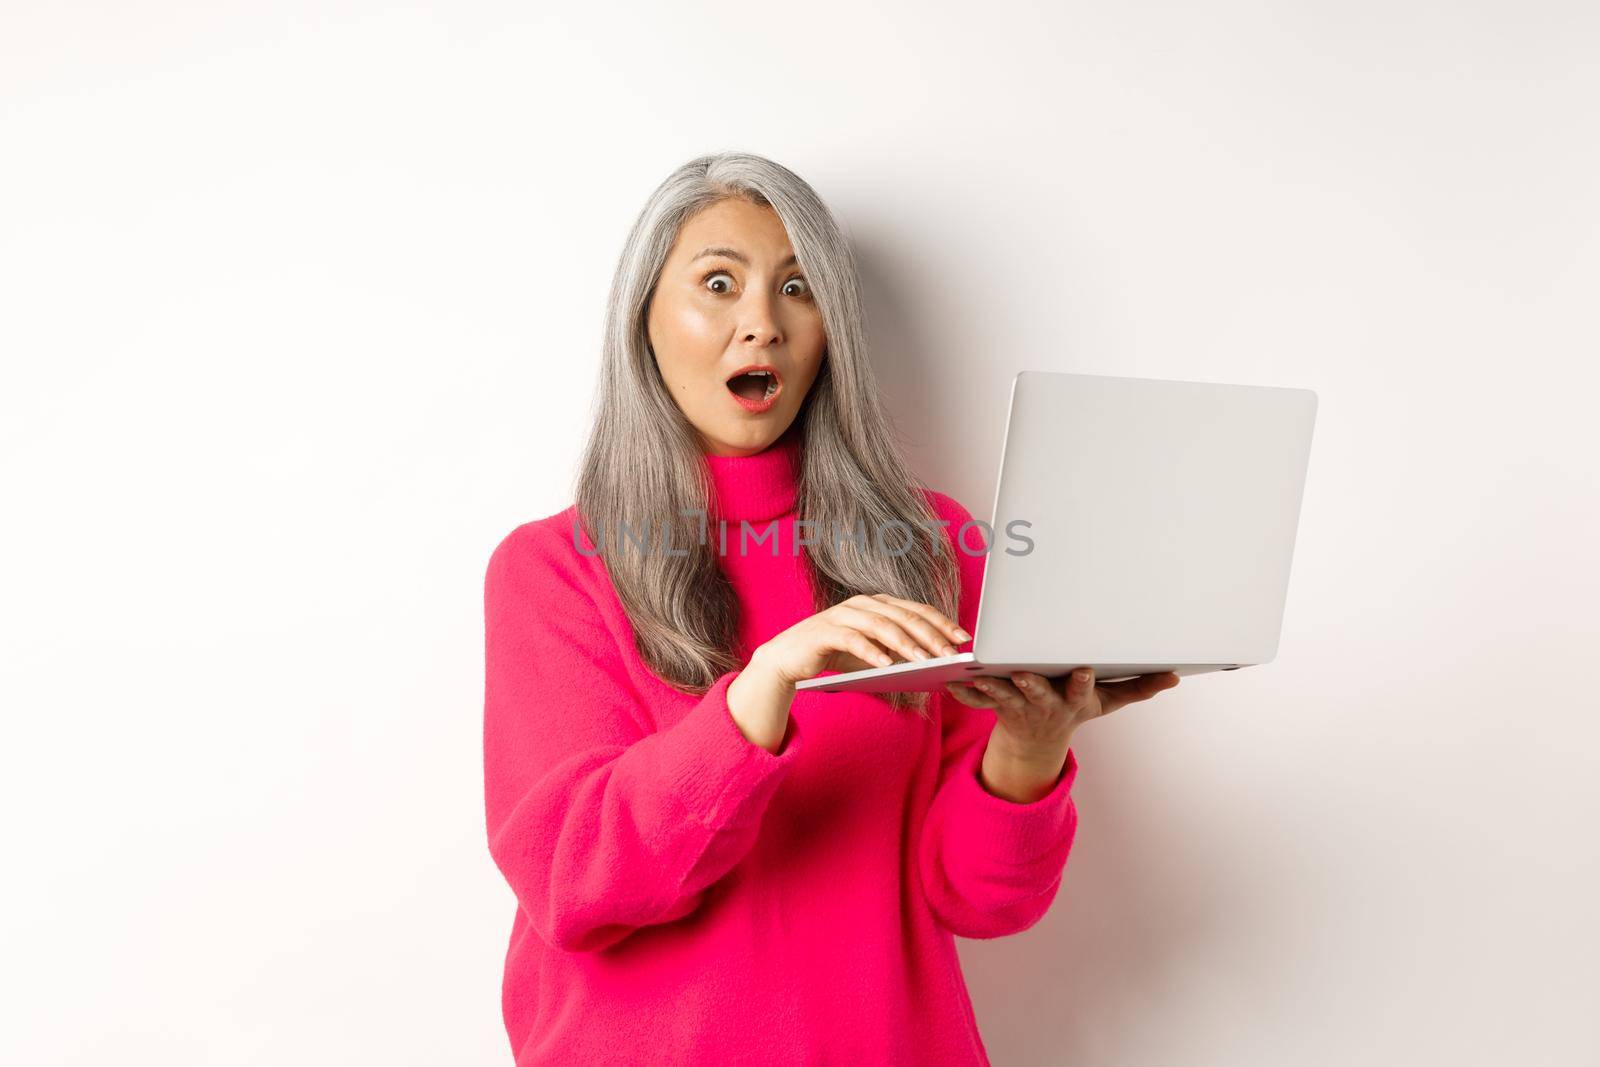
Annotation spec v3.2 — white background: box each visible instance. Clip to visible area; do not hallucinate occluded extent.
[3,2,1596,1064]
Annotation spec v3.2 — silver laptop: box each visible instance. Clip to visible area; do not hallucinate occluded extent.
[794,370,1318,694]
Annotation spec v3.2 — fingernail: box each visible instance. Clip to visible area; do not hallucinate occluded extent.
[954,629,971,641]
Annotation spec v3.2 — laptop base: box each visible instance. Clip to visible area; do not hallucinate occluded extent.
[792,652,1248,695]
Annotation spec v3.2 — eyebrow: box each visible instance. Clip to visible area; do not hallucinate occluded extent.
[691,246,799,270]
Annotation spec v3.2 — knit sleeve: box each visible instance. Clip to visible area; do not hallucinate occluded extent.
[482,521,803,954]
[915,491,1081,939]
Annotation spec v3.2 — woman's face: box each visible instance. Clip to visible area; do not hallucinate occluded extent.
[646,197,827,457]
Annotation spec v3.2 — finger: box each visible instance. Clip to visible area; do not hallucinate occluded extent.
[1061,666,1097,708]
[829,623,895,669]
[852,596,960,658]
[858,595,964,657]
[862,593,970,649]
[943,681,994,707]
[830,605,935,664]
[1009,671,1065,711]
[969,675,1027,711]
[1096,671,1180,714]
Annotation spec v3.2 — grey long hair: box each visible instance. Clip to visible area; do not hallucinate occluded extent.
[573,151,959,715]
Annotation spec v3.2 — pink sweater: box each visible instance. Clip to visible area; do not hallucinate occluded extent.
[482,432,1080,1065]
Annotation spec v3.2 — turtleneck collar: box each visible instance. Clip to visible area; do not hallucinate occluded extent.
[703,426,802,523]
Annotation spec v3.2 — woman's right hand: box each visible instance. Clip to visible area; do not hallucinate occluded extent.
[727,594,970,753]
[754,593,971,687]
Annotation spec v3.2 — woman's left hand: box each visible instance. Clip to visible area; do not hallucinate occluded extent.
[944,668,1180,798]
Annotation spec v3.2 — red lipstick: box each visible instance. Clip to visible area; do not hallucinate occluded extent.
[724,364,783,413]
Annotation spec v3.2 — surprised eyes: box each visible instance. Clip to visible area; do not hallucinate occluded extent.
[702,270,812,301]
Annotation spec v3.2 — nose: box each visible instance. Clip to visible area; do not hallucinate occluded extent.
[737,290,783,347]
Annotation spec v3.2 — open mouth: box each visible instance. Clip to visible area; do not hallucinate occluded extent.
[725,367,782,405]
